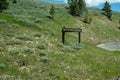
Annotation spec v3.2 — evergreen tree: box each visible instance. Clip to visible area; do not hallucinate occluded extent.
[69,0,80,16]
[49,5,55,19]
[13,0,17,4]
[102,1,112,20]
[68,0,71,4]
[0,0,9,12]
[69,0,75,15]
[69,0,87,16]
[78,0,87,16]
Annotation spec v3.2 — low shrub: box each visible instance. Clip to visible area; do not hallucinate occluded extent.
[45,29,56,36]
[61,45,75,52]
[35,24,42,30]
[0,47,4,52]
[6,39,22,45]
[23,48,33,54]
[11,24,20,28]
[9,48,19,55]
[0,19,7,24]
[16,18,40,28]
[16,35,33,41]
[83,14,93,24]
[0,63,7,69]
[38,50,46,56]
[37,43,46,50]
[57,42,63,48]
[6,34,14,37]
[40,56,50,63]
[16,59,28,66]
[34,18,42,23]
[33,33,41,37]
[71,44,81,50]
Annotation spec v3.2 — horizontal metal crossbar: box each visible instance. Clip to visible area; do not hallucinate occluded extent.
[62,27,82,32]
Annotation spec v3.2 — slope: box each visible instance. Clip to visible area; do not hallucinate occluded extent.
[0,0,120,80]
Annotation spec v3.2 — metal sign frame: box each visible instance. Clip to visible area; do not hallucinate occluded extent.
[62,27,82,44]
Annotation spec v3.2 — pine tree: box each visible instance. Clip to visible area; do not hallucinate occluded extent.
[69,0,87,16]
[70,0,80,15]
[78,0,87,16]
[13,0,17,4]
[68,0,71,4]
[102,1,112,20]
[69,0,76,15]
[0,0,9,12]
[49,5,55,19]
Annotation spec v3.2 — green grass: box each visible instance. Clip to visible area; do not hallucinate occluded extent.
[0,0,120,79]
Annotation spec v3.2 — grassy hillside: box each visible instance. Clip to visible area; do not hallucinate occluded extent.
[0,0,120,80]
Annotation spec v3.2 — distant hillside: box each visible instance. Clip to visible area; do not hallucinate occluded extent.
[0,0,120,80]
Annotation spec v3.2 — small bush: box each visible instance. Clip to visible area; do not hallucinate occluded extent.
[23,48,33,54]
[0,19,7,24]
[11,24,20,28]
[36,24,42,30]
[38,50,46,56]
[0,47,4,52]
[37,43,46,50]
[13,0,17,4]
[9,49,19,55]
[0,0,9,12]
[6,34,14,37]
[6,39,22,45]
[0,63,6,69]
[72,44,81,50]
[61,45,75,52]
[40,56,50,63]
[16,18,42,29]
[83,14,93,24]
[57,42,63,48]
[16,18,35,27]
[16,59,28,66]
[16,35,33,41]
[33,33,41,37]
[48,29,56,36]
[45,29,56,36]
[34,18,42,23]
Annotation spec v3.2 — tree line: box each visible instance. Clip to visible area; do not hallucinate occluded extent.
[0,0,119,26]
[51,0,113,23]
[68,0,112,22]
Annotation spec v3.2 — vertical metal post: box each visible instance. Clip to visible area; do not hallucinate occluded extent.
[78,32,80,43]
[62,27,65,44]
[62,32,65,44]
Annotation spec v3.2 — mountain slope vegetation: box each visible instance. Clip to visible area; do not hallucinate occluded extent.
[0,0,120,79]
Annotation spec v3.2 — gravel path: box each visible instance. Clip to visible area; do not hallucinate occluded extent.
[97,42,120,51]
